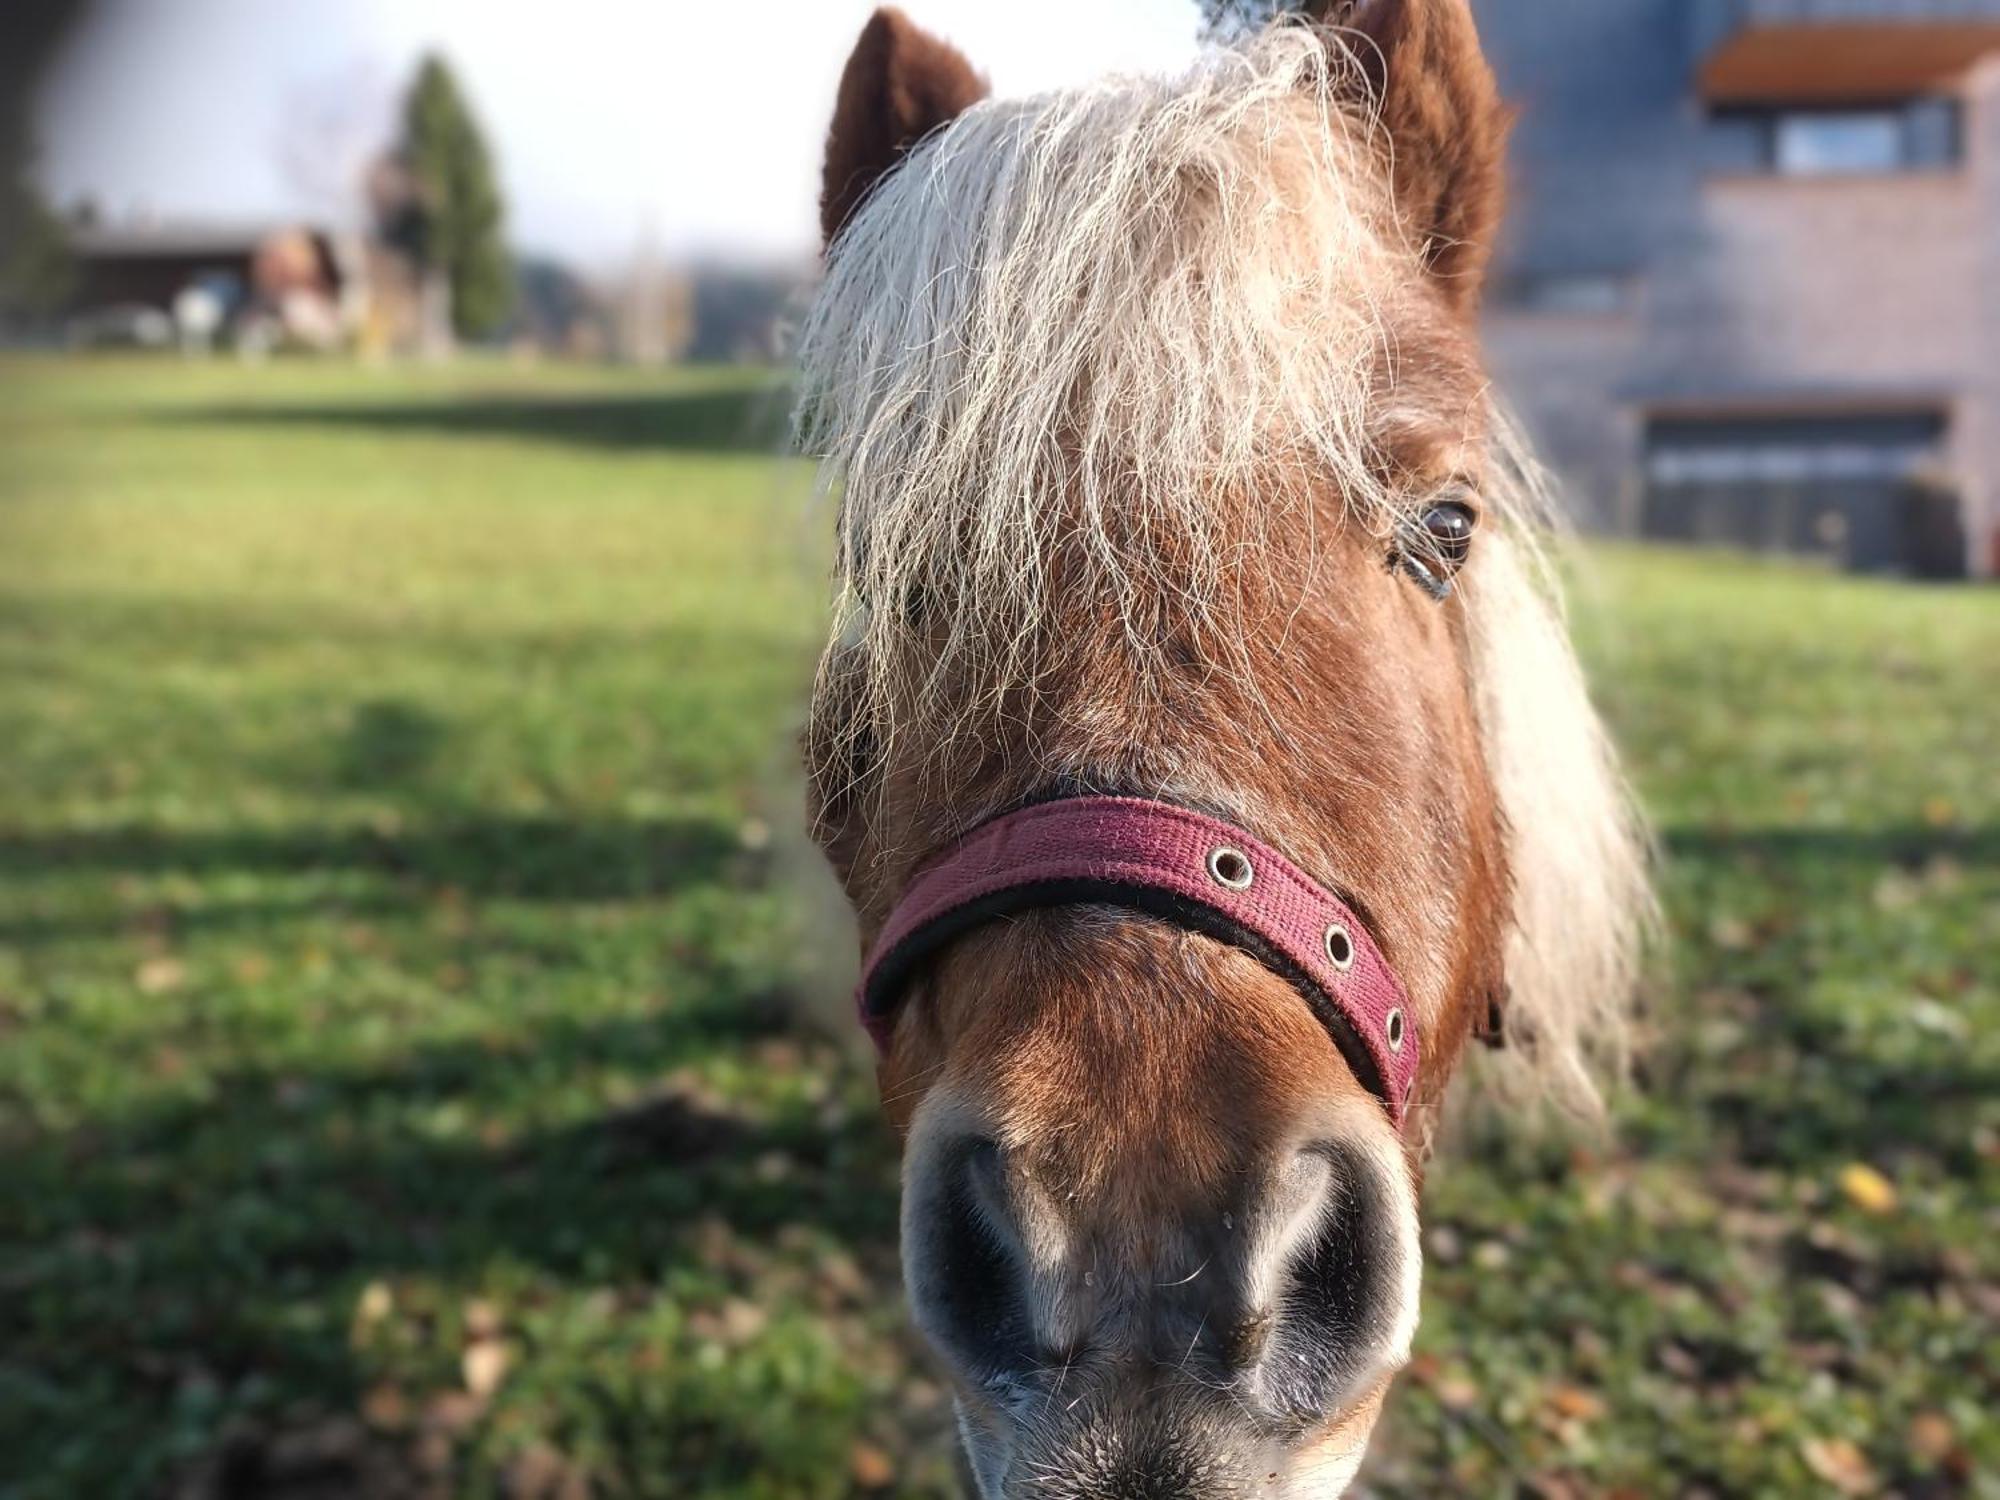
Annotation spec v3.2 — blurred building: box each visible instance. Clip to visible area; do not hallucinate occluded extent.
[67,220,366,351]
[1479,0,2000,579]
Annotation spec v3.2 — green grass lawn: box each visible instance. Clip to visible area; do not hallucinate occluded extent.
[1,357,1994,1499]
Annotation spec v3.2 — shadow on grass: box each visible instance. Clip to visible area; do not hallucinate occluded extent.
[0,812,756,949]
[2,1008,903,1496]
[1710,1025,2000,1176]
[1651,819,1999,1173]
[12,1007,897,1287]
[1663,822,2000,869]
[335,699,449,790]
[165,385,793,456]
[0,813,741,899]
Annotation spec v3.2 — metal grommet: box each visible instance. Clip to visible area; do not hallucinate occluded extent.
[1385,1008,1406,1054]
[1323,923,1355,972]
[1206,846,1254,891]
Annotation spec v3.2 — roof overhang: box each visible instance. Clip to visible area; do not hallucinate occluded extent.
[1701,22,2000,103]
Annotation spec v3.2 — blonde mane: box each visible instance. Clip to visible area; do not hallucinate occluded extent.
[793,27,1652,1118]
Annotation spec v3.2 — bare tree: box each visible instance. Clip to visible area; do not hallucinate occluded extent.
[276,58,398,228]
[1197,0,1311,38]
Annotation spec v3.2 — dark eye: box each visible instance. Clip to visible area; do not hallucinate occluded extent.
[1391,490,1480,600]
[1422,497,1478,565]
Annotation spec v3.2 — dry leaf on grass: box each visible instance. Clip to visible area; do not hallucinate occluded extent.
[1801,1436,1876,1496]
[136,957,186,993]
[849,1441,895,1489]
[462,1338,513,1398]
[1838,1162,1898,1216]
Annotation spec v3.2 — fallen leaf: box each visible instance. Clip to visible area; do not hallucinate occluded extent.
[463,1298,503,1341]
[1708,915,1754,951]
[1546,1385,1605,1422]
[504,1441,590,1500]
[412,1428,455,1476]
[1908,1412,1956,1462]
[849,1441,895,1490]
[135,957,185,993]
[360,1383,409,1431]
[1801,1436,1876,1496]
[718,1297,767,1346]
[422,1392,484,1440]
[1656,1341,1700,1381]
[1838,1163,1898,1216]
[1435,1372,1482,1411]
[819,1249,868,1301]
[1976,1125,2000,1165]
[1872,871,1919,912]
[463,1337,512,1397]
[355,1280,393,1326]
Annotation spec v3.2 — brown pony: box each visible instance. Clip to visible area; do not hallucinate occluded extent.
[793,3,1651,1493]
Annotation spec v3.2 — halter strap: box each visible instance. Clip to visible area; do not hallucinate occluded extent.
[856,796,1419,1131]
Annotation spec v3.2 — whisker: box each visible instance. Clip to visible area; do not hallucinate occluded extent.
[1158,1256,1211,1288]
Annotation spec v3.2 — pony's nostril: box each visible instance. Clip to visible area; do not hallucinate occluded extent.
[951,1135,998,1192]
[904,1135,1034,1382]
[1251,1142,1415,1428]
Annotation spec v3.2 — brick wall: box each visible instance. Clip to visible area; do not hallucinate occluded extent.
[1478,0,2000,576]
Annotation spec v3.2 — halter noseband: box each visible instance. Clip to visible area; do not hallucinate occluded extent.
[856,797,1419,1131]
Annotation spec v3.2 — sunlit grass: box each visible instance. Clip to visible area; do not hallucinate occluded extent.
[1,358,1994,1497]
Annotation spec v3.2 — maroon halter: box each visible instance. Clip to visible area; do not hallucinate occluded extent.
[856,796,1419,1131]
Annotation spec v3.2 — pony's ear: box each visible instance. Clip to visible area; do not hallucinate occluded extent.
[1311,0,1509,312]
[820,8,989,247]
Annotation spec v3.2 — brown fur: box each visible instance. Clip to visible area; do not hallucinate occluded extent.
[817,280,1513,1166]
[858,471,1512,1174]
[819,7,989,246]
[883,920,1374,1220]
[1314,0,1510,311]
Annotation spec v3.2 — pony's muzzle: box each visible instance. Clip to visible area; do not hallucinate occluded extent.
[900,1103,1421,1497]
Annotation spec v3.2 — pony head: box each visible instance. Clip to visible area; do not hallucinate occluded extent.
[795,4,1650,1492]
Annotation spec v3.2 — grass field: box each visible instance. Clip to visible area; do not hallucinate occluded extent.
[1,357,1995,1499]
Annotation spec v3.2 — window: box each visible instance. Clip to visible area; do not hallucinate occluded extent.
[1774,112,1904,174]
[1646,435,1936,487]
[1647,414,1943,484]
[1641,412,1953,572]
[1707,99,1961,176]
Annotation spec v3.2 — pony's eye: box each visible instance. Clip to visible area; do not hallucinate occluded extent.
[1392,490,1480,601]
[1421,497,1478,567]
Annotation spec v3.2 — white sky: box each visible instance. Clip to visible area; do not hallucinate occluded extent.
[36,0,1204,269]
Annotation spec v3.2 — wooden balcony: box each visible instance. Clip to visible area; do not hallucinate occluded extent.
[1695,0,2000,101]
